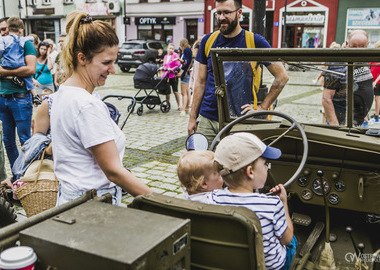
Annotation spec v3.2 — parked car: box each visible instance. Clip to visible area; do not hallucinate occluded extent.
[117,40,166,72]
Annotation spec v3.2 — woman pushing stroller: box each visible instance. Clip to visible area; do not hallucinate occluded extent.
[159,43,181,110]
[35,11,151,205]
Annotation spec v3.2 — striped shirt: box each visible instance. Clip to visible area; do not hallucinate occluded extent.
[190,188,287,270]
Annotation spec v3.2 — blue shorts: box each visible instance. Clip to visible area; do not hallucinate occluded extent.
[281,235,298,270]
[57,183,122,206]
[181,74,190,84]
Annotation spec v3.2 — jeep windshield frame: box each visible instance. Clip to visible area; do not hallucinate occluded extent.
[210,48,380,132]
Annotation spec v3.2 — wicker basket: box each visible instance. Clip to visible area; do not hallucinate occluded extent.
[15,150,58,217]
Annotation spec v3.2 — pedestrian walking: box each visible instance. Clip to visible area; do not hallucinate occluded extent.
[32,41,54,94]
[175,39,192,116]
[160,43,181,110]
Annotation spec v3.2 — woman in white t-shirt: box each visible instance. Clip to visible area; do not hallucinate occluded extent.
[50,11,151,205]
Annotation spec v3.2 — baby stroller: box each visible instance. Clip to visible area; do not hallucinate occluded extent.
[131,63,175,116]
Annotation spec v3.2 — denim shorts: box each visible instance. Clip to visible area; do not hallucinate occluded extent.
[181,74,190,84]
[56,183,122,206]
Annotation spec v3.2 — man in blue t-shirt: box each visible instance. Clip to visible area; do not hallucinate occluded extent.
[187,0,289,145]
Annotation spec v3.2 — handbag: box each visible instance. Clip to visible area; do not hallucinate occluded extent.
[15,149,59,217]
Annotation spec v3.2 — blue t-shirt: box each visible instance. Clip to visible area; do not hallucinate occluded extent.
[181,47,193,80]
[195,29,271,121]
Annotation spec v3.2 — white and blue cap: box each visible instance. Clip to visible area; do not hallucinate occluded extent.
[214,132,281,176]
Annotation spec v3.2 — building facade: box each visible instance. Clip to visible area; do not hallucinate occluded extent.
[2,0,124,43]
[203,0,339,48]
[336,0,380,47]
[124,0,204,47]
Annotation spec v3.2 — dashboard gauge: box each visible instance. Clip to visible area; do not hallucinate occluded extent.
[334,181,345,192]
[301,189,313,201]
[312,178,330,196]
[297,176,308,187]
[328,193,339,205]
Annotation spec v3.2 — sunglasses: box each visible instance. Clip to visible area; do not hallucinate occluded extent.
[39,42,50,47]
[0,27,7,32]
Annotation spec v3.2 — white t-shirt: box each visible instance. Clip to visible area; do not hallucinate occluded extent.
[190,188,288,270]
[50,85,125,192]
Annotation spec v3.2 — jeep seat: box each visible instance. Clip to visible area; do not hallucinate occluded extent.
[129,193,265,270]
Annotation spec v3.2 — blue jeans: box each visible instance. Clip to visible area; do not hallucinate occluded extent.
[0,94,33,168]
[57,183,122,206]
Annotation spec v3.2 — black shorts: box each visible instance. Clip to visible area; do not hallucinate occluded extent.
[374,84,380,96]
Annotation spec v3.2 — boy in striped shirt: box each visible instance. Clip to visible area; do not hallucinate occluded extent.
[191,132,297,270]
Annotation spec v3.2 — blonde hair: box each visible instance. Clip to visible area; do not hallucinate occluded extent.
[375,41,380,49]
[28,34,39,46]
[61,11,119,79]
[7,17,24,32]
[177,150,215,195]
[179,39,191,50]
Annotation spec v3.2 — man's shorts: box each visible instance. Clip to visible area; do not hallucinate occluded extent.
[374,84,380,96]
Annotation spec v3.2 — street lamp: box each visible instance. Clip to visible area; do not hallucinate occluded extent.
[282,0,287,48]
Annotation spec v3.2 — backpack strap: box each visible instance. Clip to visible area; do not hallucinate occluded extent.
[205,30,220,58]
[245,31,262,110]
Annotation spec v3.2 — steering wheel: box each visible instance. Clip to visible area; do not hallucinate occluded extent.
[209,111,308,190]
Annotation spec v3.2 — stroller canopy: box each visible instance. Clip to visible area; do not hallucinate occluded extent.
[134,63,158,82]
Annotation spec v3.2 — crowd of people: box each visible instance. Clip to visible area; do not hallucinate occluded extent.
[0,0,380,268]
[0,13,151,204]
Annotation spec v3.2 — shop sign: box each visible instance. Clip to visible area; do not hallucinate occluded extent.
[285,13,324,24]
[136,17,176,25]
[266,0,274,11]
[77,3,108,16]
[347,8,380,27]
[32,8,55,15]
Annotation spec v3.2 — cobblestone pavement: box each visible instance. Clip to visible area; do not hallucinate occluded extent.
[7,65,380,217]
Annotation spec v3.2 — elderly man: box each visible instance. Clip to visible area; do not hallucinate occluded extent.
[322,30,373,126]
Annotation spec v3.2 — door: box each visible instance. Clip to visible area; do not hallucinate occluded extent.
[186,19,198,45]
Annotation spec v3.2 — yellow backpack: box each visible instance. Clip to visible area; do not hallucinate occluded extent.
[205,30,262,110]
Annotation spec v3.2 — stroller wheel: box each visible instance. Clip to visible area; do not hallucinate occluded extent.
[146,103,156,110]
[160,100,170,113]
[137,106,143,116]
[127,103,135,113]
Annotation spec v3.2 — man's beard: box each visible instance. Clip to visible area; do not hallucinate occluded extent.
[218,15,238,36]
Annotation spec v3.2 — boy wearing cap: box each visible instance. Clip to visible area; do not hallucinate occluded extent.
[192,132,296,270]
[177,150,223,202]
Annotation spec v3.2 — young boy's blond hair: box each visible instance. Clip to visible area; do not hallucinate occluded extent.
[7,17,24,33]
[177,150,215,195]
